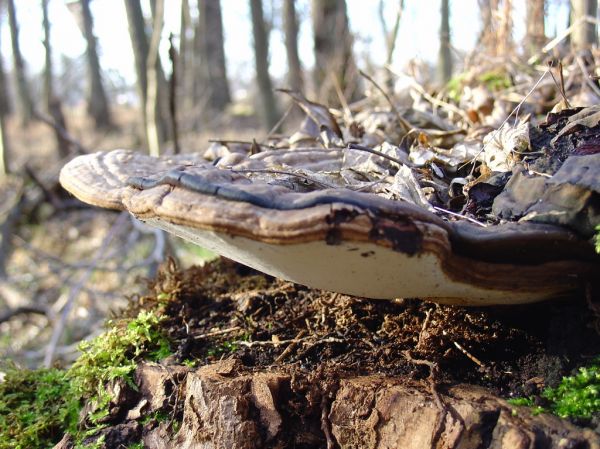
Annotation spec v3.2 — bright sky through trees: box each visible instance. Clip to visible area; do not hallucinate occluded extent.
[1,1,569,93]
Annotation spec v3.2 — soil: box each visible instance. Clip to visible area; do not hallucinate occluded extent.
[116,257,600,436]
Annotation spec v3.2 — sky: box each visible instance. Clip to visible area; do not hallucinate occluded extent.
[1,0,570,98]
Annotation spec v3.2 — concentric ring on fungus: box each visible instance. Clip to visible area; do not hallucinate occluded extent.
[59,149,599,305]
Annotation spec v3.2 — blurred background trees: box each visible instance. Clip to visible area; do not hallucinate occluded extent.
[0,0,598,162]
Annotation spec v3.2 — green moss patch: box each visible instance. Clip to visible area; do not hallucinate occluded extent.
[0,310,171,449]
[0,368,79,449]
[509,358,600,420]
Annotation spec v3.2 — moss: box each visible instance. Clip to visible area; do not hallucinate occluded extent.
[0,367,79,449]
[69,311,171,400]
[595,224,599,254]
[543,359,600,419]
[477,70,512,91]
[0,310,172,449]
[509,358,600,419]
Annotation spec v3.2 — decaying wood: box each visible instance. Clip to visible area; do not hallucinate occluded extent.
[77,360,599,449]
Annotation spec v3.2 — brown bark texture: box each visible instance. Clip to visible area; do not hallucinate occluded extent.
[571,0,598,51]
[197,0,231,112]
[42,0,54,113]
[312,0,360,106]
[75,361,600,449]
[0,8,11,118]
[437,0,452,84]
[250,0,280,129]
[526,0,546,55]
[283,0,304,93]
[80,0,112,129]
[7,0,33,126]
[124,0,168,148]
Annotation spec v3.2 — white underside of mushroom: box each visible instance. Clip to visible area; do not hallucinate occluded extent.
[144,217,558,306]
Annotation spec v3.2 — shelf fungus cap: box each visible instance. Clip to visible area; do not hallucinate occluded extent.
[60,149,599,306]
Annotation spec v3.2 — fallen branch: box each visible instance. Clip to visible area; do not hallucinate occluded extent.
[43,211,129,367]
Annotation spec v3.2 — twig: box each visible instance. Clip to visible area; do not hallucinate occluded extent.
[330,71,352,121]
[416,308,432,349]
[346,142,407,167]
[43,211,129,367]
[238,336,344,348]
[24,164,63,209]
[408,78,471,124]
[0,305,48,324]
[528,15,600,64]
[359,69,412,135]
[230,168,336,189]
[266,103,293,139]
[274,329,307,364]
[575,55,600,98]
[321,397,336,449]
[547,61,571,109]
[433,206,487,227]
[453,341,487,370]
[32,109,88,155]
[191,326,241,340]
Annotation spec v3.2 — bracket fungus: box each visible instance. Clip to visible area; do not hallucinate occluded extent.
[60,149,599,306]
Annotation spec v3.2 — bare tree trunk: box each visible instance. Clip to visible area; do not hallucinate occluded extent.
[7,0,34,126]
[146,0,164,156]
[571,0,598,51]
[437,0,452,84]
[0,8,11,118]
[283,0,304,93]
[124,0,167,150]
[526,0,546,55]
[197,0,231,113]
[80,0,112,129]
[477,0,514,57]
[42,0,53,113]
[477,0,495,54]
[378,0,403,92]
[497,0,514,56]
[179,0,193,113]
[250,0,279,129]
[0,113,8,178]
[312,0,360,106]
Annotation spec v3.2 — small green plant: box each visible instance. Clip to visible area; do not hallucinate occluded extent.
[68,311,171,429]
[543,360,600,419]
[126,442,143,449]
[478,70,512,91]
[0,310,172,449]
[207,340,240,357]
[595,225,599,254]
[509,358,600,419]
[0,367,80,449]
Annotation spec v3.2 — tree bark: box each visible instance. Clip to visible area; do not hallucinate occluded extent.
[437,0,452,84]
[7,0,34,126]
[250,0,279,129]
[80,0,112,129]
[0,113,8,178]
[96,361,599,449]
[198,0,231,113]
[312,0,360,106]
[283,0,304,93]
[571,0,598,51]
[0,7,11,118]
[179,0,193,113]
[146,0,164,157]
[526,0,546,55]
[124,0,167,150]
[42,0,53,113]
